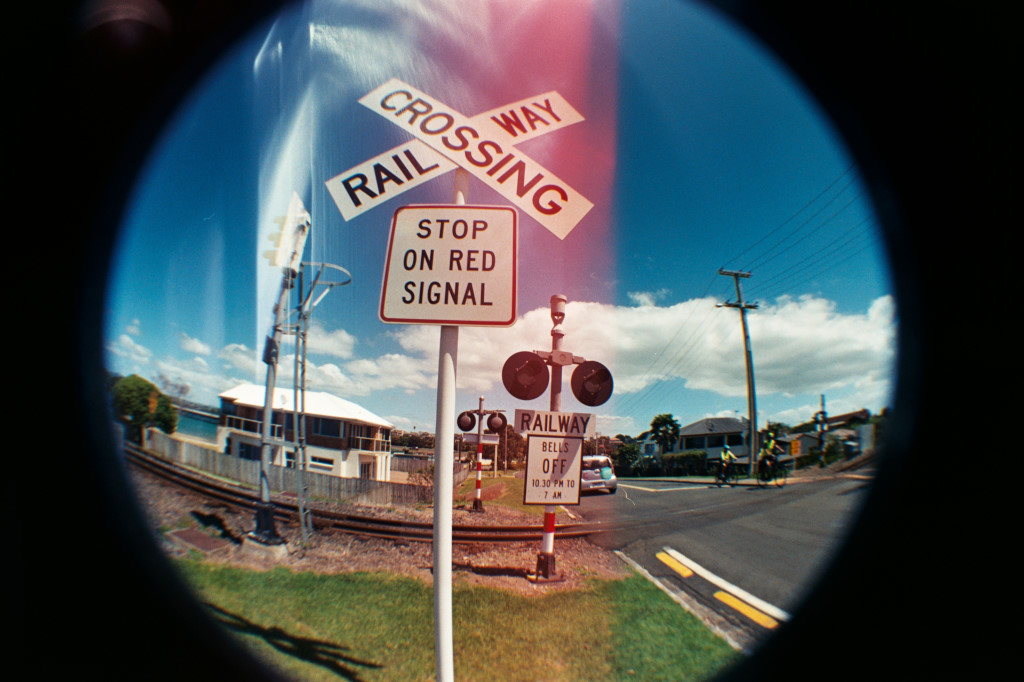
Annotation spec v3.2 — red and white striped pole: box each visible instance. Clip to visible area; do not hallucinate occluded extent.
[472,396,485,512]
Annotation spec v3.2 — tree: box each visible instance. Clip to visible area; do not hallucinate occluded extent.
[649,413,680,455]
[613,441,640,472]
[112,374,177,441]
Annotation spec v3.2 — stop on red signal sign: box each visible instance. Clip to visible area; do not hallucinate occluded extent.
[379,204,518,326]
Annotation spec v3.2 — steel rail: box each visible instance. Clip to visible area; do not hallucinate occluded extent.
[124,445,603,543]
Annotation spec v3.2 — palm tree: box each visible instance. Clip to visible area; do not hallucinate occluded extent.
[649,413,680,456]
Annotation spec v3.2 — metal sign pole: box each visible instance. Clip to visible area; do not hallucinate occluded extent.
[433,167,468,682]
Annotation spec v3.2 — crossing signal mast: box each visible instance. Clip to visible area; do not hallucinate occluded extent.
[456,398,507,512]
[502,295,613,581]
[253,192,353,546]
[251,192,311,546]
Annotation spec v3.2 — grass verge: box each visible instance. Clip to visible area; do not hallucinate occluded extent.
[175,560,738,681]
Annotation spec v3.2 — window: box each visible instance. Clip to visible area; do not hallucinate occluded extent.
[238,442,260,461]
[310,456,334,471]
[311,417,341,438]
[684,436,706,449]
[727,434,745,446]
[707,436,724,448]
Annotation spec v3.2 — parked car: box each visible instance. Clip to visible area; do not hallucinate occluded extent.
[581,455,617,494]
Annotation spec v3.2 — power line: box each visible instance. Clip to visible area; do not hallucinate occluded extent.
[721,164,855,268]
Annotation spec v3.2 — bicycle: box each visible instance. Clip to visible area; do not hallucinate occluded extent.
[756,456,788,488]
[710,459,740,487]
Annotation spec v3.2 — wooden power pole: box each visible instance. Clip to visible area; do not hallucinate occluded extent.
[718,269,760,477]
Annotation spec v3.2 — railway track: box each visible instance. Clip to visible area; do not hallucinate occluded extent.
[125,445,603,543]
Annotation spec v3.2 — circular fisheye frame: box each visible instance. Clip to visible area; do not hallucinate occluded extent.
[39,0,994,679]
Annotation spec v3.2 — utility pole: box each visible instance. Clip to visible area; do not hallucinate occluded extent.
[815,394,828,467]
[718,269,760,478]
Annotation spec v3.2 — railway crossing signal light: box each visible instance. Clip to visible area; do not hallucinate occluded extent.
[457,411,476,431]
[501,351,549,400]
[456,410,507,433]
[486,411,507,433]
[571,360,613,407]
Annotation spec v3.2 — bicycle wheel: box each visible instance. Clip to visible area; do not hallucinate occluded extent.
[774,463,788,488]
[755,462,767,487]
[709,461,723,487]
[728,465,740,487]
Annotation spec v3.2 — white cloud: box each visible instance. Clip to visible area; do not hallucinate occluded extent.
[448,294,895,406]
[218,343,258,375]
[116,294,894,426]
[108,334,152,365]
[627,289,670,307]
[126,319,141,336]
[179,333,212,356]
[152,356,247,406]
[305,320,357,359]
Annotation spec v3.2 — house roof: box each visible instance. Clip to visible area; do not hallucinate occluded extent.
[218,384,393,429]
[794,409,871,432]
[679,416,749,437]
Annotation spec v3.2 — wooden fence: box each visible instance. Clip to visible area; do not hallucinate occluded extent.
[143,429,469,506]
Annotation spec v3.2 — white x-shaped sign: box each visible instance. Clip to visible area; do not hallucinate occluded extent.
[325,78,593,240]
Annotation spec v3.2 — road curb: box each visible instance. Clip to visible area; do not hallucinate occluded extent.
[613,550,751,653]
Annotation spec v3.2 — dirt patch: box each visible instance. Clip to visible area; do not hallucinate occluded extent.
[127,466,631,596]
[455,480,507,503]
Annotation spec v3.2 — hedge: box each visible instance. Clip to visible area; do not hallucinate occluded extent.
[660,450,709,476]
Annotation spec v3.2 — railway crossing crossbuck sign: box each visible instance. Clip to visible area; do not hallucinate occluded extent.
[325,78,593,240]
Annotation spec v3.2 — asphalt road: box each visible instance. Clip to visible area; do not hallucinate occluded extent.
[574,471,873,650]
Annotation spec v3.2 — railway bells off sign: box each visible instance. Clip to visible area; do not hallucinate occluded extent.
[379,204,518,326]
[326,78,592,240]
[516,409,594,505]
[524,436,583,505]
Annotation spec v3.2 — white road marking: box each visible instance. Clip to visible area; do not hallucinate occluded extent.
[613,550,745,652]
[619,483,710,492]
[662,546,791,622]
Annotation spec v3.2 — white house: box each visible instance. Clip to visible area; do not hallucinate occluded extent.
[216,384,394,482]
[640,416,752,462]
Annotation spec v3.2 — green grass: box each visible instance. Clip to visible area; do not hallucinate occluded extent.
[175,560,738,681]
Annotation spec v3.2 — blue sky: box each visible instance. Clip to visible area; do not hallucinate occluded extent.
[104,0,894,437]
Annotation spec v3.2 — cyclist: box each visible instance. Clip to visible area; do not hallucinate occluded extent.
[717,443,737,483]
[758,432,779,479]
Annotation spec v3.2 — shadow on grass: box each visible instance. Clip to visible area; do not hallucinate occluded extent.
[452,562,530,579]
[203,602,383,681]
[191,511,244,545]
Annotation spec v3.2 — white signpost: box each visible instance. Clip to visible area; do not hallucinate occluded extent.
[379,204,517,326]
[322,80,592,682]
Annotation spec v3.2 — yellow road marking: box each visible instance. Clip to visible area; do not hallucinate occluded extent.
[656,551,694,578]
[714,591,779,629]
